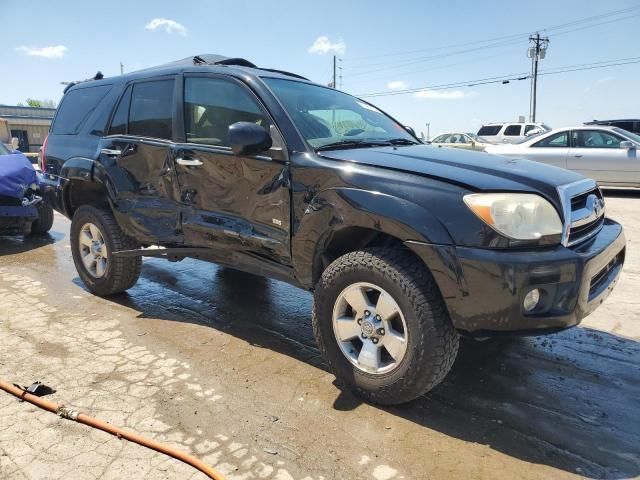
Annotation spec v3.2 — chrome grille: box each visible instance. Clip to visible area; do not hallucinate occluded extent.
[558,179,605,247]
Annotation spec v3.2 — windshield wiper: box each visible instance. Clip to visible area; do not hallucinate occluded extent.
[385,138,420,146]
[315,139,392,151]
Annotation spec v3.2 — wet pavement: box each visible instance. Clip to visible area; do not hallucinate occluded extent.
[0,190,639,480]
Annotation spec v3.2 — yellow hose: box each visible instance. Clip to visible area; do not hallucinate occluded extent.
[0,380,225,480]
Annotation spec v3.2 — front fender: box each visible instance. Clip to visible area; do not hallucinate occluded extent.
[292,187,454,287]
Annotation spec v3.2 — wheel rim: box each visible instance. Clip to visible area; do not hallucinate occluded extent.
[78,222,108,278]
[332,282,408,375]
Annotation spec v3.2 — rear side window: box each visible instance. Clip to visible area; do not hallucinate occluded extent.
[108,85,132,135]
[477,125,501,136]
[52,85,112,135]
[504,124,522,136]
[129,80,174,140]
[610,121,634,132]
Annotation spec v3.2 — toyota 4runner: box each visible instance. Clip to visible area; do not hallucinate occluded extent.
[40,55,626,405]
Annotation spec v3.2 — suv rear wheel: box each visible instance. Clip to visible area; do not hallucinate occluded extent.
[70,205,141,296]
[312,248,459,405]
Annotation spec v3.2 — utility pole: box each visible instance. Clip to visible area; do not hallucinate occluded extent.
[528,33,549,122]
[120,62,124,75]
[332,55,337,89]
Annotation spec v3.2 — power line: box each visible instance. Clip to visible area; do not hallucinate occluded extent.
[346,5,640,66]
[355,57,640,98]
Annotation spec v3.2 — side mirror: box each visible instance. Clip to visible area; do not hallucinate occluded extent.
[228,122,272,156]
[620,140,636,149]
[404,125,417,137]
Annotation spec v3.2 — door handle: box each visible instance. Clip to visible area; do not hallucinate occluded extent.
[176,157,203,167]
[101,148,122,156]
[574,155,583,158]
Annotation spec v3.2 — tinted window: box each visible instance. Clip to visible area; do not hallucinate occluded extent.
[504,124,522,136]
[573,130,622,149]
[610,121,634,133]
[52,85,111,135]
[478,125,501,136]
[108,85,132,135]
[534,132,568,148]
[129,80,174,140]
[184,77,267,146]
[524,124,537,135]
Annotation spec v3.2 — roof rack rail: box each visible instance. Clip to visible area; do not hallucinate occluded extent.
[192,56,309,81]
[63,71,104,94]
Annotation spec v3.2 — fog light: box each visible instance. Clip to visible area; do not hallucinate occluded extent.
[523,289,540,312]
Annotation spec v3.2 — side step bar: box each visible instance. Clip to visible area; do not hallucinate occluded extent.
[112,247,213,261]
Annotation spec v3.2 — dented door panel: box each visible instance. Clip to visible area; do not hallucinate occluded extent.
[173,145,291,264]
[98,136,182,244]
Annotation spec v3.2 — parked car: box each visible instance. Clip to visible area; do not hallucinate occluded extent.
[584,119,640,135]
[430,132,491,151]
[477,122,551,144]
[41,54,625,405]
[485,126,640,187]
[0,142,54,235]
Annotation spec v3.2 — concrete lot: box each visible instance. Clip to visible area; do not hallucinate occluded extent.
[0,190,638,480]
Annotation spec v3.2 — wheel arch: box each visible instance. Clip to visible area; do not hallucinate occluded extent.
[60,157,115,218]
[292,187,454,288]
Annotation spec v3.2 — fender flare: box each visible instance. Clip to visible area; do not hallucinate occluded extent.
[292,187,454,287]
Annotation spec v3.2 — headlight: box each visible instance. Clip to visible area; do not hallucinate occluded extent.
[463,193,562,240]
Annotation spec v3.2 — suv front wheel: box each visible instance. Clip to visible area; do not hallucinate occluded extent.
[312,248,459,405]
[70,205,142,296]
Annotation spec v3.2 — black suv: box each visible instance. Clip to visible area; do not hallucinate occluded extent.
[584,119,640,135]
[41,55,626,405]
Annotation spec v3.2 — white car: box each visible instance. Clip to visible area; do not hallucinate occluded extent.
[429,132,491,151]
[485,126,640,187]
[477,122,551,144]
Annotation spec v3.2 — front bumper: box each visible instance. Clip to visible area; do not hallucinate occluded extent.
[0,205,39,234]
[407,218,626,334]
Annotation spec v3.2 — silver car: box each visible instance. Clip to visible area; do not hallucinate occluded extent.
[485,126,640,187]
[430,132,491,151]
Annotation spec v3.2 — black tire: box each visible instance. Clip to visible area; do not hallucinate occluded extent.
[312,248,459,405]
[30,201,54,234]
[70,205,141,296]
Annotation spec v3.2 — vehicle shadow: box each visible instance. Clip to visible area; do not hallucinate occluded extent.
[104,259,639,479]
[0,231,63,257]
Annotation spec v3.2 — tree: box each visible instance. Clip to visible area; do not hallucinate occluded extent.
[24,98,57,108]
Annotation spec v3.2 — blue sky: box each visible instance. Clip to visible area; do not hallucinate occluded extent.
[1,0,639,137]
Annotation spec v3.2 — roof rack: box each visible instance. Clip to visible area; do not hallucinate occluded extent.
[62,71,104,93]
[192,55,310,81]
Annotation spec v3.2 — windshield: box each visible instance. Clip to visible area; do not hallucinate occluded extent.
[0,143,10,155]
[614,127,640,144]
[264,78,416,149]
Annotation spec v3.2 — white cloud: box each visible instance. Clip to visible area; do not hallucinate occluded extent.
[308,36,346,55]
[15,45,67,58]
[387,80,407,90]
[145,18,187,36]
[414,89,474,100]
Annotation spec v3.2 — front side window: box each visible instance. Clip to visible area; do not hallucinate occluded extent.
[184,77,268,146]
[533,131,569,148]
[52,85,112,135]
[128,80,174,140]
[432,134,447,143]
[264,78,415,149]
[504,124,522,136]
[573,130,622,149]
[524,124,537,135]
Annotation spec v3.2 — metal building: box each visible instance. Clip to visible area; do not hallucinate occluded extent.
[0,105,56,153]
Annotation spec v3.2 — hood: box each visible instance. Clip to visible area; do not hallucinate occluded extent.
[320,144,582,201]
[0,152,39,199]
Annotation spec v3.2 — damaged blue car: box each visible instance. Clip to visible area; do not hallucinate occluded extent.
[0,143,53,235]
